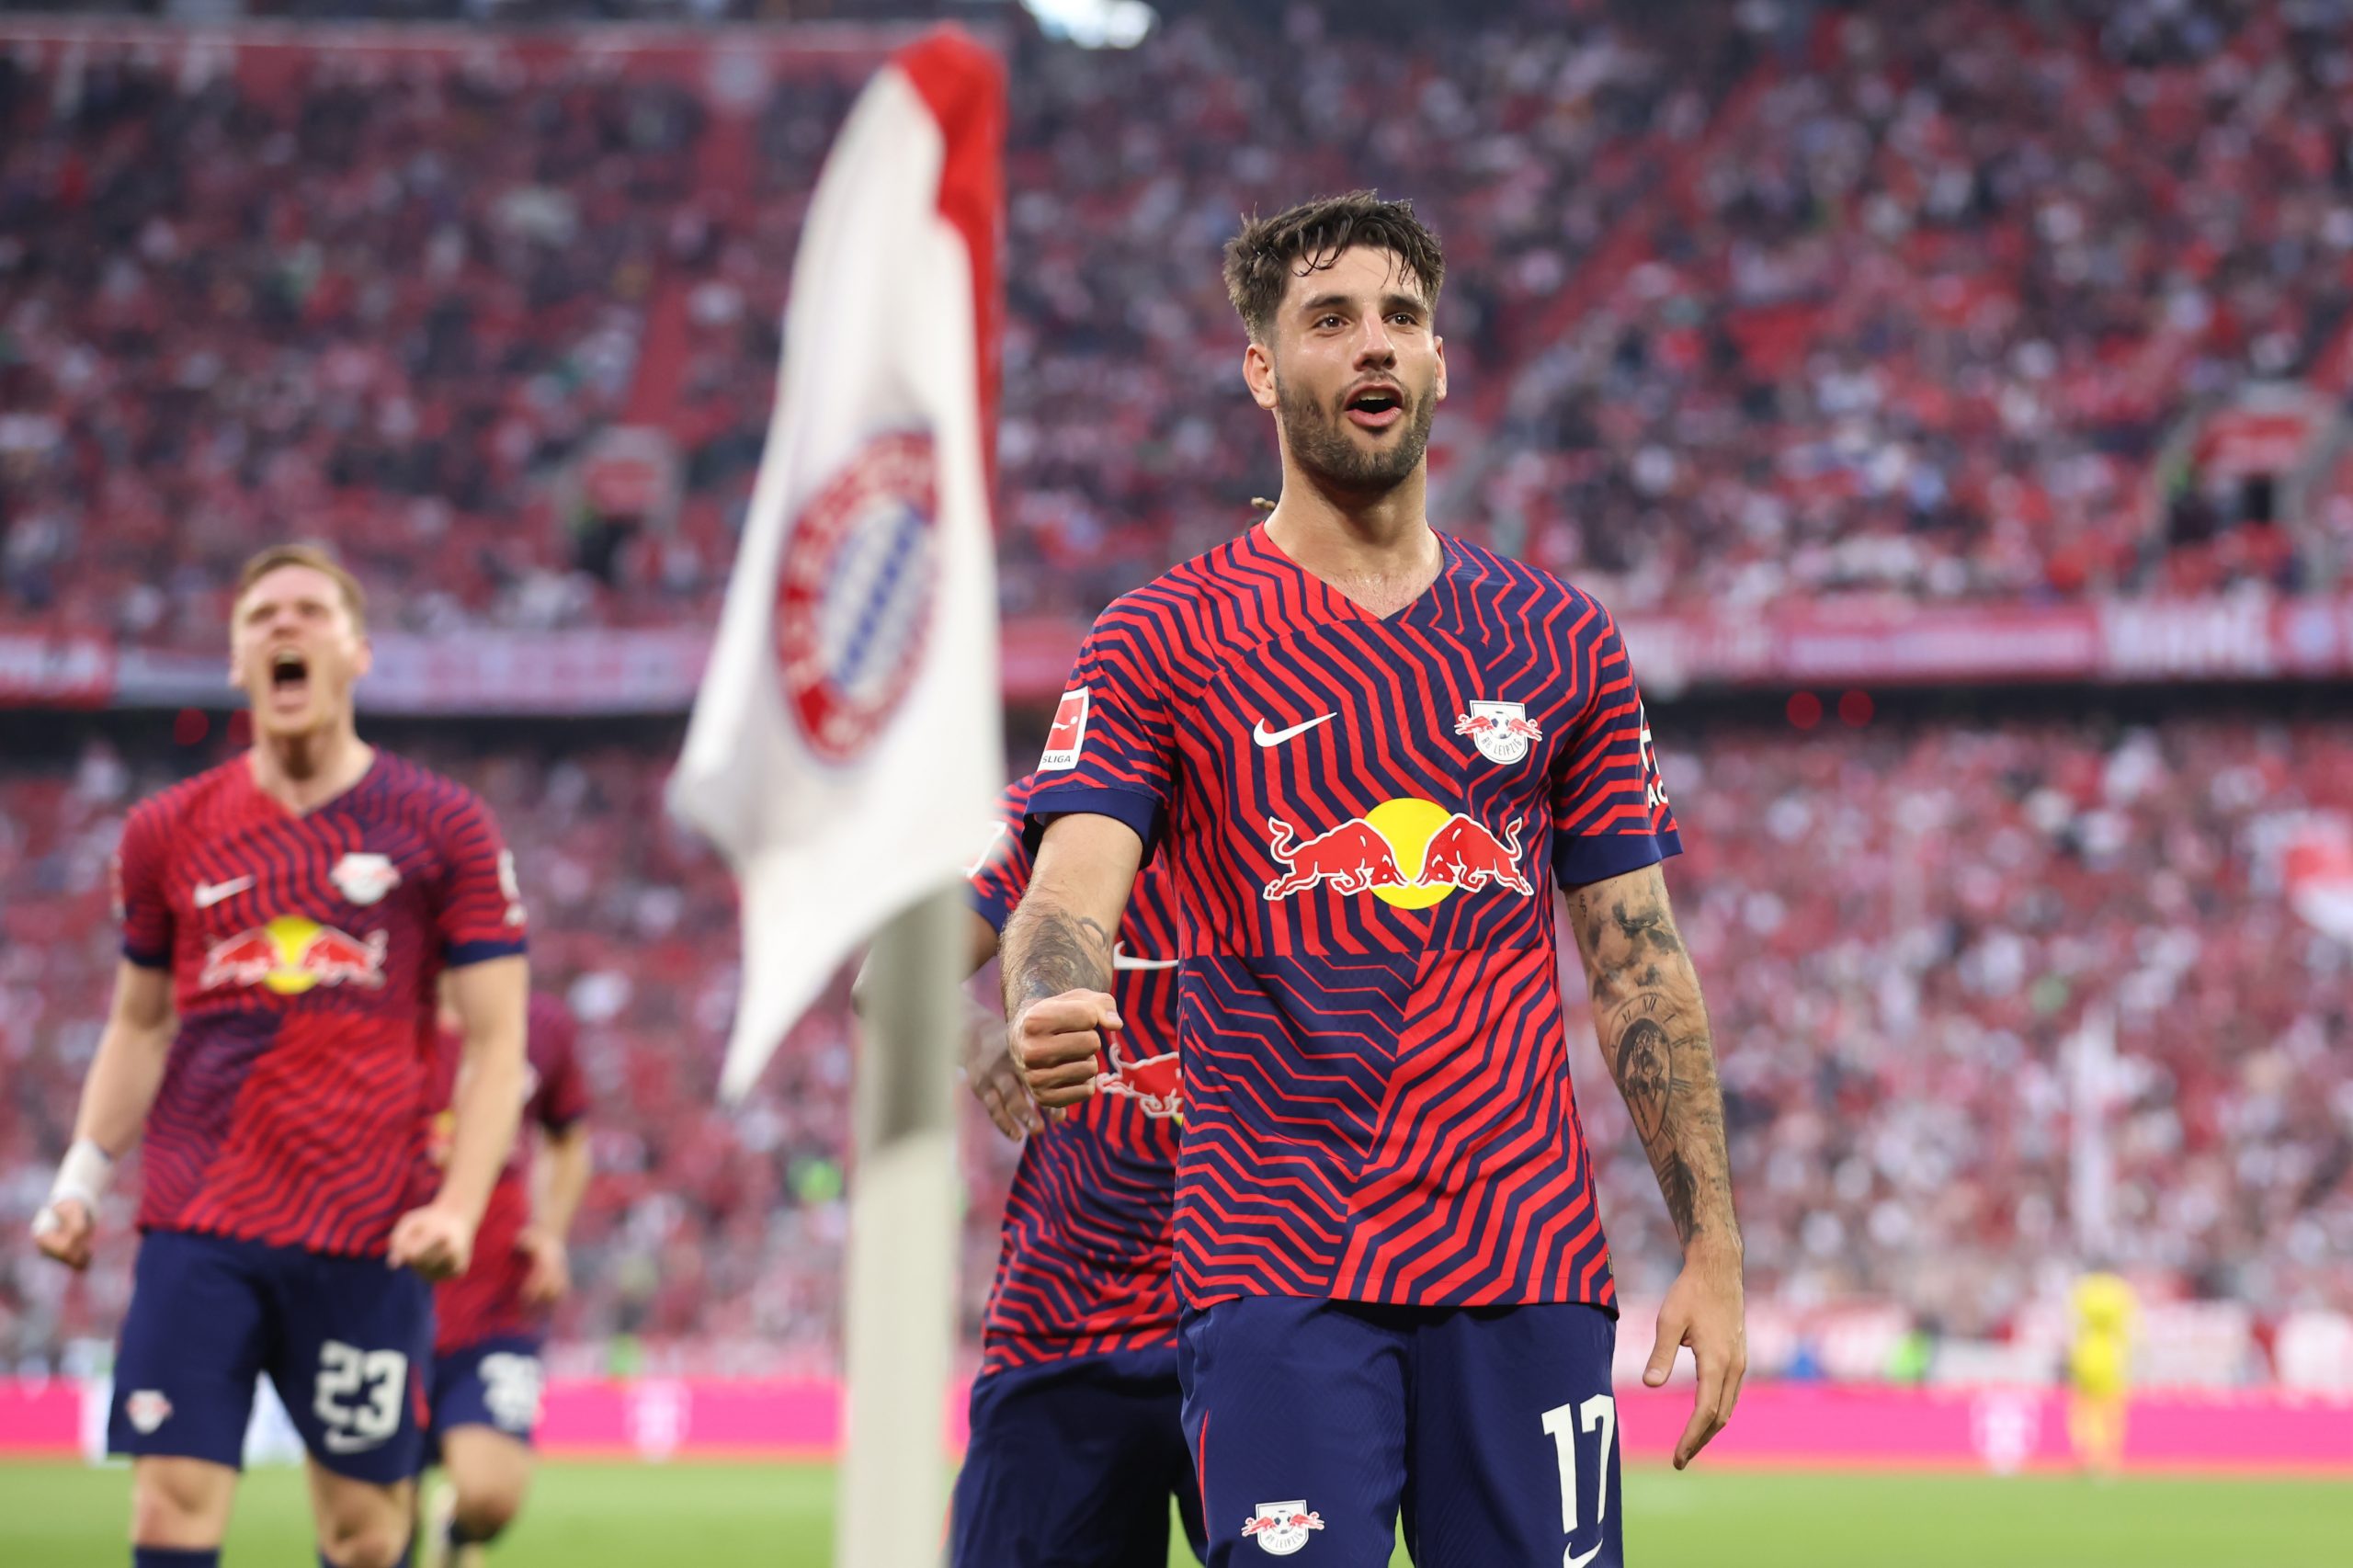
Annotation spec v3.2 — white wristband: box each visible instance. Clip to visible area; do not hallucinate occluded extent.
[49,1139,114,1212]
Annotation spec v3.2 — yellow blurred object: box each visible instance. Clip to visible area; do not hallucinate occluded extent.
[2067,1271,2137,1473]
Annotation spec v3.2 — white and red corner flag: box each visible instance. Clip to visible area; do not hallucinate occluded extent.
[668,29,1006,1100]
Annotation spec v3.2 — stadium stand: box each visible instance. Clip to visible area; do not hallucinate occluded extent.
[6,1,2346,644]
[5,712,2348,1378]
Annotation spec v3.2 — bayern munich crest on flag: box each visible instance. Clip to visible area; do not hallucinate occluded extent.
[775,429,939,763]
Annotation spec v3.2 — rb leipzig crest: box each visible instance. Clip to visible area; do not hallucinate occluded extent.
[1242,1500,1324,1555]
[329,852,402,906]
[1454,700,1541,765]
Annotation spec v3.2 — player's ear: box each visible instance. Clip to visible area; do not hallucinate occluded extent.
[1434,334,1448,403]
[351,631,373,681]
[1244,338,1279,412]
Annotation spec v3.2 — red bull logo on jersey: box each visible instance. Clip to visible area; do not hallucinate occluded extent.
[1264,799,1533,906]
[1455,699,1543,765]
[1095,1039,1182,1120]
[199,916,388,995]
[1242,1501,1324,1555]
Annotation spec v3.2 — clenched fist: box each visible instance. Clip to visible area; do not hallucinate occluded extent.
[388,1202,477,1281]
[1009,989,1122,1113]
[30,1198,96,1271]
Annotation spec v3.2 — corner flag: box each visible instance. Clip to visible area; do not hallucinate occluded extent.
[667,30,1006,1100]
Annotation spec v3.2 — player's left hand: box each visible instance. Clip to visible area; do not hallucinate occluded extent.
[1644,1237,1746,1470]
[517,1225,572,1304]
[962,1006,1042,1141]
[388,1202,476,1281]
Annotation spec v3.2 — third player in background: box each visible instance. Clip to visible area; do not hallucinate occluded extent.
[422,990,591,1568]
[949,771,1206,1567]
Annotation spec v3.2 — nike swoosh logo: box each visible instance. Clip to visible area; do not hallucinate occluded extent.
[323,1429,386,1454]
[1111,943,1178,971]
[192,877,254,909]
[1252,713,1336,748]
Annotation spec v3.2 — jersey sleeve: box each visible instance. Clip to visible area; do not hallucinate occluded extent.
[966,778,1037,934]
[1550,609,1683,888]
[114,801,174,970]
[528,995,589,1135]
[435,787,529,967]
[1024,596,1179,859]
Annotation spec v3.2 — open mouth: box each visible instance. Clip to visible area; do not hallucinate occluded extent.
[268,649,311,699]
[1345,385,1404,430]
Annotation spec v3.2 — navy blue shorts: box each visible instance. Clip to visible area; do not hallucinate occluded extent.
[426,1334,547,1463]
[949,1346,1208,1568]
[1180,1297,1621,1567]
[109,1229,432,1485]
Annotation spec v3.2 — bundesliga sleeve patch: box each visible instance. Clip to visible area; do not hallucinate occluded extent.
[1039,687,1090,771]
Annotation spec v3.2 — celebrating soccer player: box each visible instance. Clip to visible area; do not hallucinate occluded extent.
[948,773,1204,1568]
[999,193,1745,1565]
[422,990,590,1568]
[29,544,530,1568]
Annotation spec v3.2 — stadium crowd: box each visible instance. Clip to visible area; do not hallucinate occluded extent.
[6,1,2351,643]
[4,713,2347,1372]
[1485,0,2353,608]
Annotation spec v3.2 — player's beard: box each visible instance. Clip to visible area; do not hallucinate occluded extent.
[1275,372,1437,495]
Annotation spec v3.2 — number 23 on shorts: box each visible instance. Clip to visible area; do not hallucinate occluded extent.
[314,1339,409,1454]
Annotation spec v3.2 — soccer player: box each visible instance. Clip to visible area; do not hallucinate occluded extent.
[422,990,590,1568]
[998,193,1745,1565]
[2066,1267,2136,1477]
[947,772,1205,1567]
[28,543,530,1568]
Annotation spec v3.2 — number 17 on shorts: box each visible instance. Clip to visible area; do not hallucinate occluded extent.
[1542,1394,1619,1568]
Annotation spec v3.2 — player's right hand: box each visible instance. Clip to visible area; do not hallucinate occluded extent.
[388,1201,476,1281]
[30,1198,95,1271]
[1644,1239,1747,1470]
[962,1006,1043,1140]
[1009,989,1121,1113]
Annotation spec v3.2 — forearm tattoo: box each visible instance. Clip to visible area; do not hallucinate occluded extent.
[1001,897,1114,1017]
[1574,877,1738,1253]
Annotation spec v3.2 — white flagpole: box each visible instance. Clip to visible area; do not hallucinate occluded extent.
[839,884,966,1568]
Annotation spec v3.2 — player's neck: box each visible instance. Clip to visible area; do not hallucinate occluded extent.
[246,723,374,815]
[1263,465,1441,619]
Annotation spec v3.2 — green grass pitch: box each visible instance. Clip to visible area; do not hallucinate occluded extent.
[3,1459,2347,1565]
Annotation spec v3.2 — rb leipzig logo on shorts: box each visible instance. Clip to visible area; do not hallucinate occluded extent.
[1242,1500,1324,1555]
[124,1390,173,1435]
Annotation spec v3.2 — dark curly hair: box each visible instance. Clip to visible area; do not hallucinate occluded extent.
[1222,190,1446,345]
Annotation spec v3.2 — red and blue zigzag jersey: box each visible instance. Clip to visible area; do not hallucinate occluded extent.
[116,751,529,1257]
[1026,524,1681,1314]
[430,993,588,1353]
[966,772,1182,1375]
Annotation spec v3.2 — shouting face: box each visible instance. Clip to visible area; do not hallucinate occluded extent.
[1247,244,1447,495]
[228,563,371,742]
